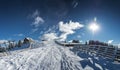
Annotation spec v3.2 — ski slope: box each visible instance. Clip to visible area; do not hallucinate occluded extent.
[0,40,120,70]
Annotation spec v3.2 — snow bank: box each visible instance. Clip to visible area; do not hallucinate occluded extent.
[0,40,120,70]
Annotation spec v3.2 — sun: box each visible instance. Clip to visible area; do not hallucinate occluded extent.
[89,22,100,33]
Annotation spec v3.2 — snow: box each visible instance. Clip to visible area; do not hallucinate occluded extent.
[0,40,120,70]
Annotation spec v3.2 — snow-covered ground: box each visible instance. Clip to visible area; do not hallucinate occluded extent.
[0,40,120,70]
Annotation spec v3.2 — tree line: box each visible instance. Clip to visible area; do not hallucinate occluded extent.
[0,38,32,52]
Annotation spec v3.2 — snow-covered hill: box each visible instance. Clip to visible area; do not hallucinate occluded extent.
[0,40,120,70]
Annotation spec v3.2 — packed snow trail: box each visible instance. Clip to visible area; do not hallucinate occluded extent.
[0,41,83,70]
[0,41,120,70]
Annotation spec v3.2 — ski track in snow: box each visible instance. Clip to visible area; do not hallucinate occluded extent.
[0,41,83,70]
[0,41,120,70]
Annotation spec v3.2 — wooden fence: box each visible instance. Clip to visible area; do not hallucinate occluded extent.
[74,44,120,61]
[54,40,120,61]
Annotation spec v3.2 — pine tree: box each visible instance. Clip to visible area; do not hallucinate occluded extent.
[8,41,12,50]
[18,40,22,47]
[23,38,29,44]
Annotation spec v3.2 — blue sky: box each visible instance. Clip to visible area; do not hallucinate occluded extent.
[0,0,120,44]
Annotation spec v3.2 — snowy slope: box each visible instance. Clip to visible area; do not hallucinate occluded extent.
[0,40,120,70]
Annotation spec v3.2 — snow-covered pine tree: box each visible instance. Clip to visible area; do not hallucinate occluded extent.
[18,40,23,47]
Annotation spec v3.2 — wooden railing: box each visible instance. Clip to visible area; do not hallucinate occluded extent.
[54,40,120,61]
[75,45,120,61]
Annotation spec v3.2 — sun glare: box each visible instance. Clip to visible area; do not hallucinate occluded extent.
[89,22,100,33]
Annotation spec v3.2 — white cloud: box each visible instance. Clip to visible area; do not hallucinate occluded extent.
[59,21,84,40]
[59,33,68,41]
[32,28,39,33]
[44,25,58,34]
[31,10,45,33]
[108,40,113,44]
[0,40,8,44]
[14,33,24,37]
[40,21,84,41]
[41,33,58,41]
[39,25,58,40]
[118,43,120,48]
[32,16,44,27]
[77,35,81,38]
[79,40,83,43]
[32,10,39,17]
[68,40,73,43]
[72,1,78,8]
